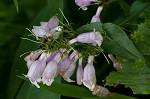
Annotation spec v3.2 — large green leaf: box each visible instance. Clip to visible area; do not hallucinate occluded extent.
[6,0,63,99]
[102,23,144,60]
[19,76,136,99]
[77,22,144,60]
[106,57,150,94]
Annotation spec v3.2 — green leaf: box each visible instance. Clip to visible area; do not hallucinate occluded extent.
[19,76,136,99]
[102,22,144,60]
[106,57,150,94]
[77,22,144,60]
[16,81,60,99]
[119,0,150,26]
[13,0,19,12]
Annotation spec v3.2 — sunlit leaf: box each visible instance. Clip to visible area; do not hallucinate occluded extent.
[13,0,19,12]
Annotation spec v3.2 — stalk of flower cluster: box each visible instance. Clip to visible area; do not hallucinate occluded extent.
[83,55,96,91]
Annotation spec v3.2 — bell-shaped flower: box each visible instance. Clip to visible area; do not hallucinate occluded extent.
[76,57,83,85]
[62,53,79,82]
[92,85,110,97]
[75,0,97,10]
[24,53,47,88]
[108,54,122,70]
[83,56,96,91]
[24,50,41,69]
[32,16,62,39]
[91,6,103,23]
[69,31,103,47]
[42,49,65,86]
[58,51,77,76]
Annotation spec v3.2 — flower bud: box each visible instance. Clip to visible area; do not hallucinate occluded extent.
[69,31,103,47]
[91,6,103,23]
[83,56,96,91]
[76,57,83,85]
[108,54,122,70]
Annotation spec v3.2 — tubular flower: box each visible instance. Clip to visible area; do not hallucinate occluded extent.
[24,53,47,88]
[32,16,62,39]
[83,56,96,91]
[69,31,103,47]
[63,52,79,82]
[58,51,78,76]
[76,57,83,85]
[91,6,103,23]
[42,49,65,86]
[24,50,41,69]
[75,0,97,10]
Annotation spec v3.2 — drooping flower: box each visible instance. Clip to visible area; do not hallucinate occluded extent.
[58,51,78,82]
[32,16,62,39]
[63,53,79,82]
[24,53,47,88]
[108,54,122,70]
[69,31,103,47]
[76,57,83,85]
[91,6,103,23]
[75,0,97,10]
[24,50,41,69]
[83,56,96,91]
[42,49,65,86]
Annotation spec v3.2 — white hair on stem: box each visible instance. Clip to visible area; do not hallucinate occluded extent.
[59,8,69,25]
[21,37,42,44]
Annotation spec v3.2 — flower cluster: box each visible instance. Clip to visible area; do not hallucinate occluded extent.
[23,1,120,97]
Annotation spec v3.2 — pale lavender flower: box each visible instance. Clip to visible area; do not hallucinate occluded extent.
[92,85,110,97]
[24,50,41,69]
[32,16,62,39]
[42,49,65,86]
[58,51,79,82]
[76,57,83,85]
[83,56,96,91]
[91,6,103,23]
[69,31,103,47]
[75,0,97,10]
[63,53,79,82]
[24,53,47,88]
[58,51,77,76]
